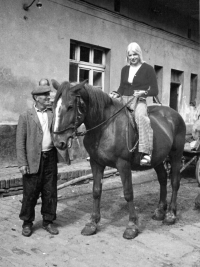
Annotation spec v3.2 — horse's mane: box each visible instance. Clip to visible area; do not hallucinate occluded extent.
[83,84,112,121]
[53,81,122,121]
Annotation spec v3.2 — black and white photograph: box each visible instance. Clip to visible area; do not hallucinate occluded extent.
[0,0,199,266]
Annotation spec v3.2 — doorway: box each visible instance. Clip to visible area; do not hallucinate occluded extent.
[170,82,180,111]
[170,69,183,112]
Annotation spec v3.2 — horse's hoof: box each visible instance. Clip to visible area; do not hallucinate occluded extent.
[195,194,200,209]
[163,212,176,225]
[81,222,97,236]
[152,208,166,221]
[123,226,139,240]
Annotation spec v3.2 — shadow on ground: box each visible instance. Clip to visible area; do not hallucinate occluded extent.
[54,169,200,236]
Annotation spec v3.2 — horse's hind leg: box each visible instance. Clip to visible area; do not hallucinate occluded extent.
[152,163,168,221]
[163,151,182,225]
[117,159,139,239]
[81,160,105,236]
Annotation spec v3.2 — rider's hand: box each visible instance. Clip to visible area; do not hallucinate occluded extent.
[133,90,146,97]
[19,166,30,175]
[109,91,120,99]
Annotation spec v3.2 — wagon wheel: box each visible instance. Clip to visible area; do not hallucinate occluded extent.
[195,158,200,186]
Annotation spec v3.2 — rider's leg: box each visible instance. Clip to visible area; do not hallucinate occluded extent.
[135,100,153,165]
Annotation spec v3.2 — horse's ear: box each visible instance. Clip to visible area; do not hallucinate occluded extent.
[71,80,88,94]
[51,79,60,91]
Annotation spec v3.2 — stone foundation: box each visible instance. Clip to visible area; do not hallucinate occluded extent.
[0,124,88,168]
[0,125,17,167]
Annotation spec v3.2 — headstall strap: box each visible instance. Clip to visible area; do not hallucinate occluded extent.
[52,95,80,135]
[74,95,88,137]
[74,95,81,136]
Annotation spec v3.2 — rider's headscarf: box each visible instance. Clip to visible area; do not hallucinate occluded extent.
[126,42,145,65]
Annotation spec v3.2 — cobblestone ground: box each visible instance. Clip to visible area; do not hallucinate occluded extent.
[0,169,200,267]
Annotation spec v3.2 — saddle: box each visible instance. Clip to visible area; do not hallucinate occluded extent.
[125,107,137,130]
[121,95,161,153]
[120,96,139,152]
[121,96,139,129]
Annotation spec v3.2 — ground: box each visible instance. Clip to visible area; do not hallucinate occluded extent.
[0,167,200,267]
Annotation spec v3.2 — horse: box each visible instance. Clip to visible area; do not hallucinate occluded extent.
[51,79,186,239]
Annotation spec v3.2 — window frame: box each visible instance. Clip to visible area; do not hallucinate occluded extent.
[69,41,106,91]
[190,73,198,107]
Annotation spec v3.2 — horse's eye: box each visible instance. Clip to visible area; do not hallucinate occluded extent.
[67,106,73,111]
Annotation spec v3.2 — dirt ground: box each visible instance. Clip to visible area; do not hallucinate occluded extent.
[1,167,200,267]
[58,165,200,236]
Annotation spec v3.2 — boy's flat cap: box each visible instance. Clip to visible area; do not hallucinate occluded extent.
[31,86,51,95]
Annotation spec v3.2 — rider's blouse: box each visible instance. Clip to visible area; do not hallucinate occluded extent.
[117,62,158,97]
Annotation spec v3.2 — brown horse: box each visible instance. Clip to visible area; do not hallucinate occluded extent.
[52,80,186,239]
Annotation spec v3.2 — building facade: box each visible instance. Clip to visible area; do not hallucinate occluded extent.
[0,0,199,165]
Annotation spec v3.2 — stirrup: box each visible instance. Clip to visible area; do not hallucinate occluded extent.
[140,154,151,166]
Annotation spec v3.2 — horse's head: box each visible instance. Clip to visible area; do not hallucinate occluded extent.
[52,79,88,154]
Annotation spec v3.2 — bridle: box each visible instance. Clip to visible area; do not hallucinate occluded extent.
[53,94,137,138]
[53,95,83,137]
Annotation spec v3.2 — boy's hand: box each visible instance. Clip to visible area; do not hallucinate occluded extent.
[19,166,30,175]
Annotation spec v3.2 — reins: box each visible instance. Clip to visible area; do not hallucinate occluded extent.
[76,95,136,136]
[53,95,137,137]
[78,95,140,153]
[53,93,140,153]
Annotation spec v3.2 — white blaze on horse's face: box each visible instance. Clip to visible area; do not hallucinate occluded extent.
[54,97,62,132]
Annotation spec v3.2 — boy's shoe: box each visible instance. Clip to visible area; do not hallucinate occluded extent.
[22,225,32,237]
[43,223,59,235]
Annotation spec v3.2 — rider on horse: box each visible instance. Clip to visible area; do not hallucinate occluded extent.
[110,42,159,166]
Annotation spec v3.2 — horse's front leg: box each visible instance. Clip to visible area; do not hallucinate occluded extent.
[152,163,168,221]
[117,159,139,239]
[81,159,105,236]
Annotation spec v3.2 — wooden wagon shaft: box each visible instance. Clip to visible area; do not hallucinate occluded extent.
[180,156,197,173]
[57,169,118,190]
[34,169,118,205]
[10,169,116,201]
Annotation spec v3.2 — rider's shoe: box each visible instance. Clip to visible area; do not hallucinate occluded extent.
[140,154,151,166]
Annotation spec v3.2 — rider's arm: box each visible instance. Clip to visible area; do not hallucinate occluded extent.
[145,66,158,97]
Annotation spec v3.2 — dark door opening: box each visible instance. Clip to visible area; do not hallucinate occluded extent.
[170,82,180,111]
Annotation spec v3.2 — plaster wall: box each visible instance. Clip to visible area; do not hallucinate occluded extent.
[80,0,199,42]
[1,0,199,123]
[0,0,199,165]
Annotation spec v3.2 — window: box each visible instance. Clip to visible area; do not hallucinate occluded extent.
[114,0,120,12]
[188,28,192,39]
[190,74,198,107]
[69,41,106,90]
[170,69,184,111]
[154,65,163,103]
